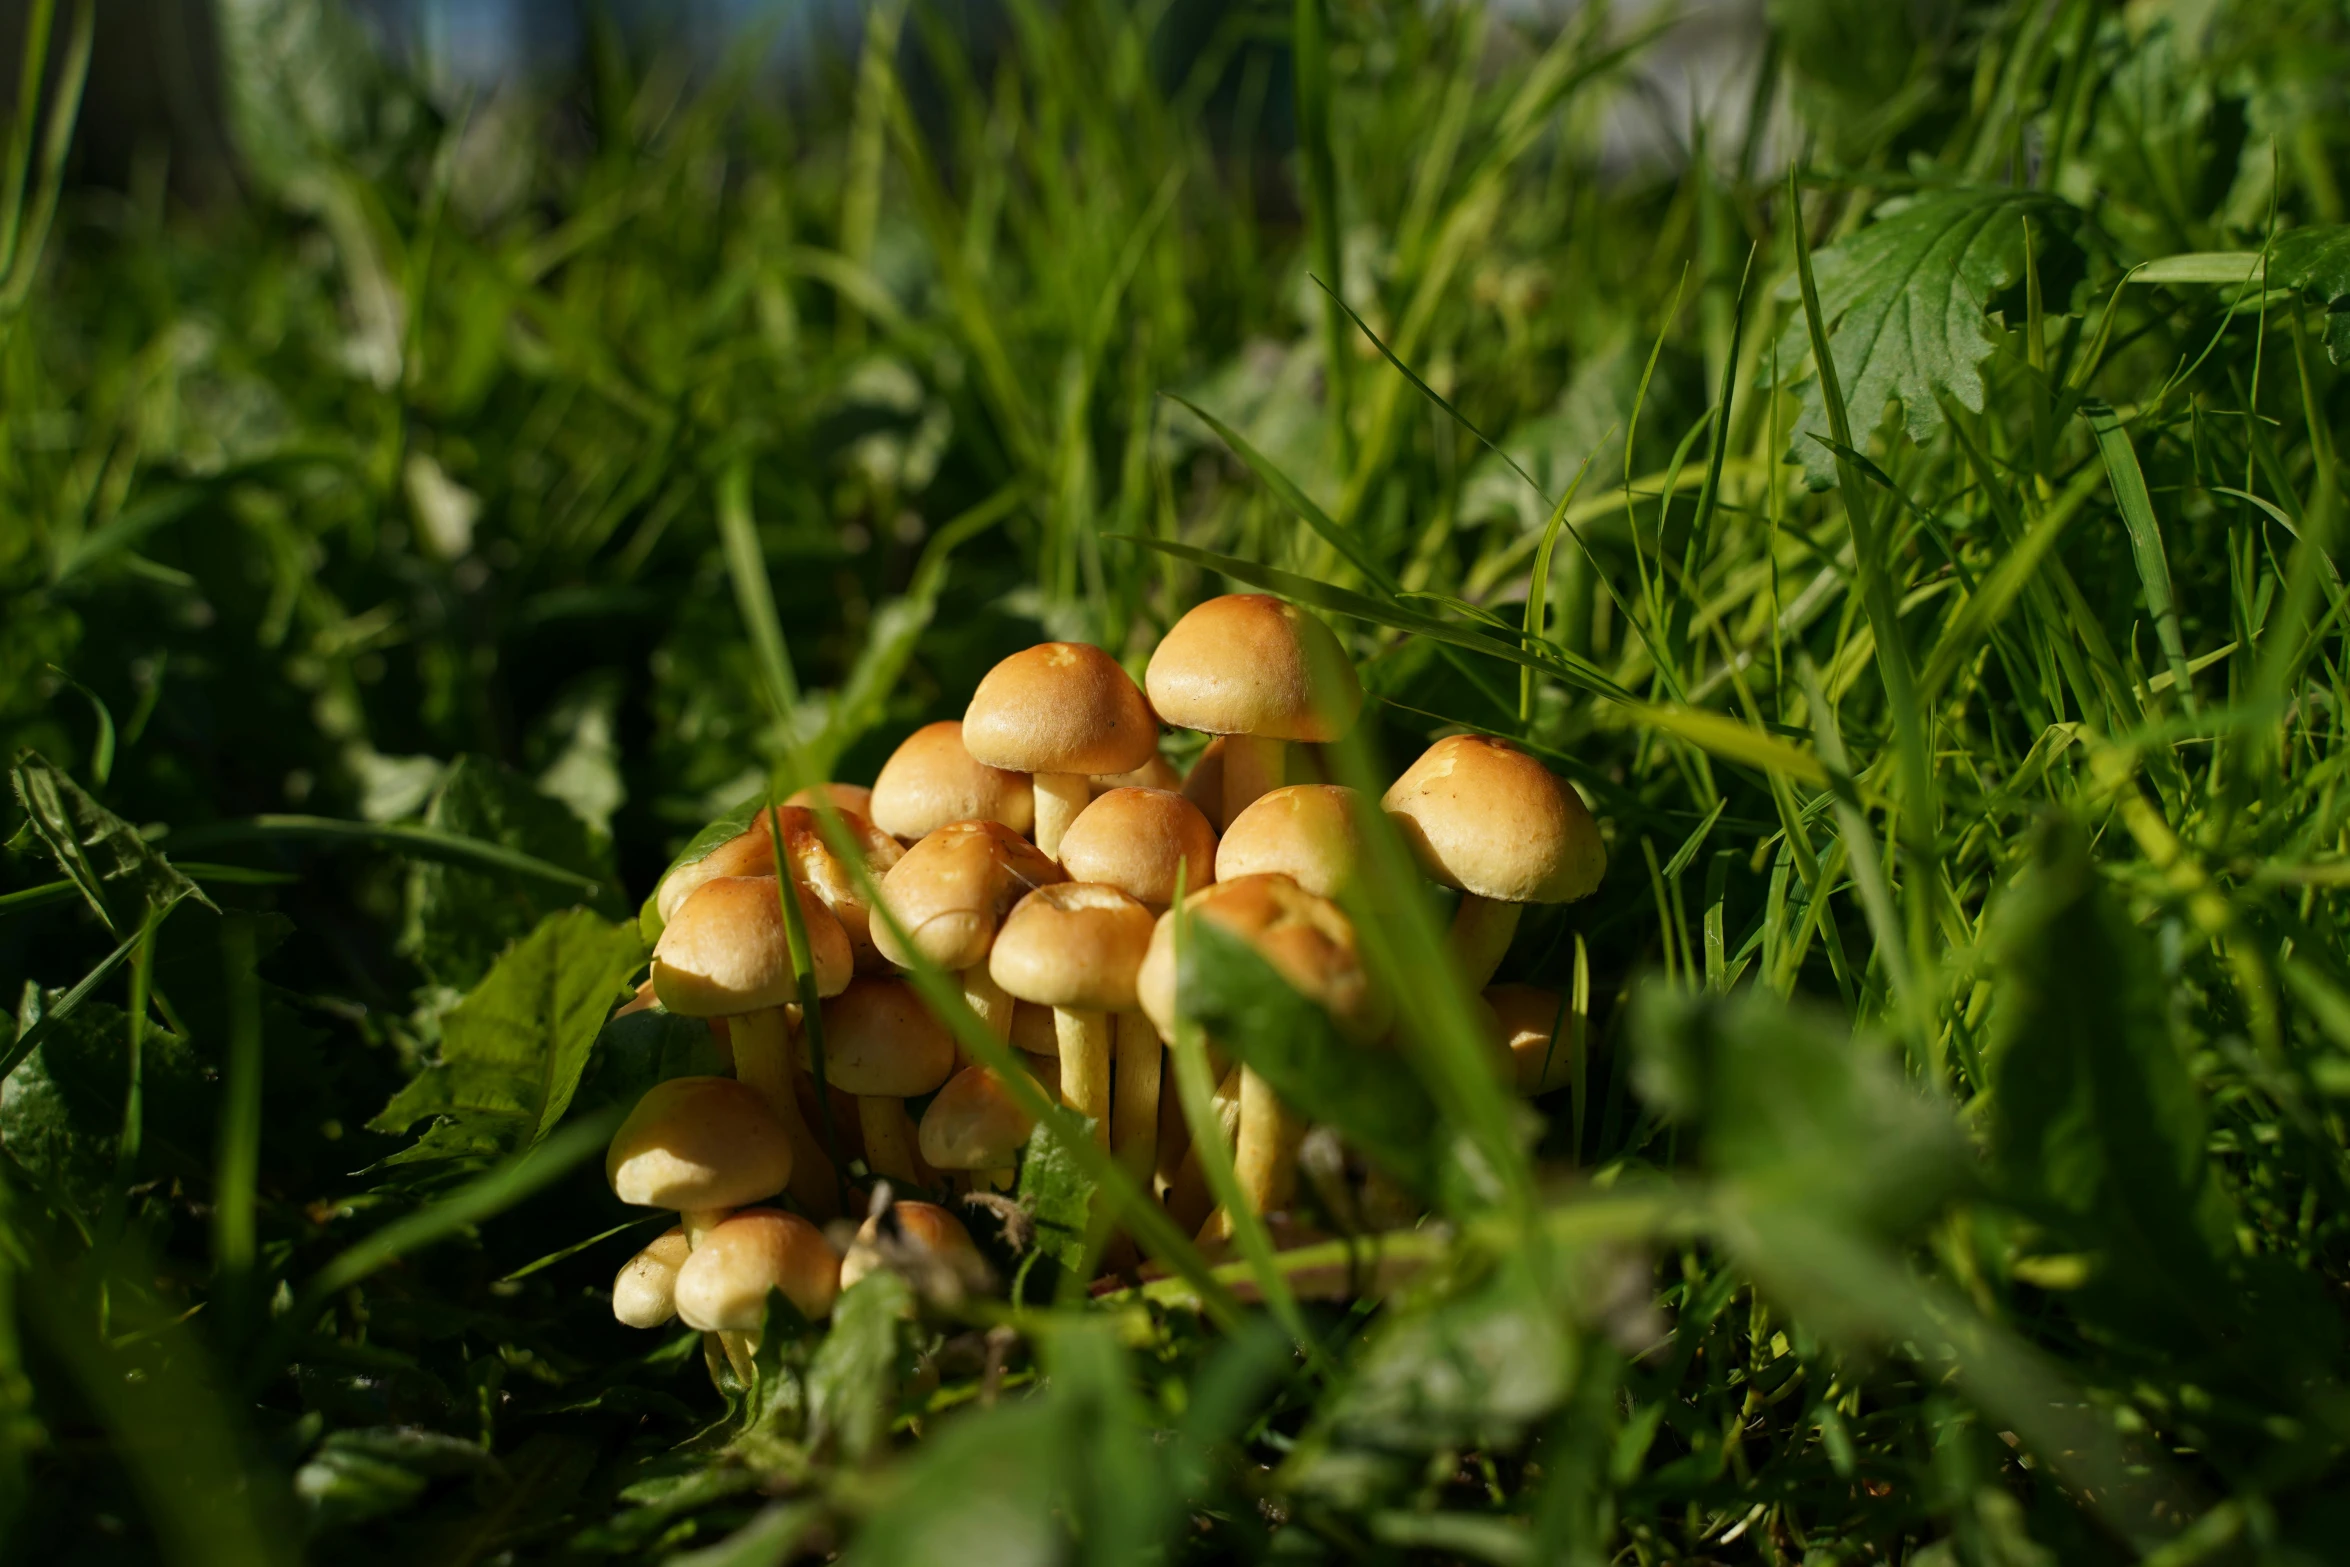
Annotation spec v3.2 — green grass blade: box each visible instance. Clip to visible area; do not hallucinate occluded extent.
[159,817,608,902]
[717,454,802,724]
[2083,401,2197,712]
[1160,392,1398,594]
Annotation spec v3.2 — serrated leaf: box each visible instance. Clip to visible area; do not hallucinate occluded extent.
[9,750,210,932]
[403,755,614,991]
[1775,187,2080,486]
[370,908,645,1161]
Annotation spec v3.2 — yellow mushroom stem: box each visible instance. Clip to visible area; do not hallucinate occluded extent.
[1220,734,1286,828]
[1031,771,1091,858]
[858,1096,922,1184]
[1055,1006,1113,1145]
[1200,1066,1305,1245]
[1447,894,1524,991]
[725,1009,839,1220]
[1110,1013,1161,1176]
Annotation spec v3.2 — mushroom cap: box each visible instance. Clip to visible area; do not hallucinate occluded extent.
[1009,1001,1058,1056]
[787,782,875,818]
[613,1226,692,1328]
[673,1208,841,1329]
[1485,983,1572,1094]
[809,976,957,1098]
[1215,785,1362,900]
[653,875,853,1015]
[1180,736,1226,828]
[839,1201,984,1292]
[1380,735,1604,904]
[989,882,1155,1011]
[1092,754,1182,794]
[654,805,903,927]
[919,1065,1038,1169]
[606,1076,793,1211]
[869,721,1036,842]
[962,642,1158,776]
[872,820,1065,971]
[1145,595,1363,742]
[1136,874,1388,1042]
[1057,787,1218,910]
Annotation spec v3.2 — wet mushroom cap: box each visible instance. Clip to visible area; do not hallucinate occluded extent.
[1380,735,1604,905]
[989,883,1156,1012]
[919,1065,1038,1169]
[962,642,1158,776]
[871,820,1065,971]
[612,1227,692,1328]
[1056,787,1218,908]
[1215,785,1363,900]
[1136,873,1387,1042]
[839,1200,984,1291]
[1144,595,1363,742]
[606,1076,794,1211]
[869,721,1035,841]
[809,976,958,1098]
[673,1208,841,1329]
[652,875,852,1015]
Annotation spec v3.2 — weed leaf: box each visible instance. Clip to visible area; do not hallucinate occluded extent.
[9,750,210,932]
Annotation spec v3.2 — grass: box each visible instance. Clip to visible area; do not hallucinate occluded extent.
[7,0,2350,1561]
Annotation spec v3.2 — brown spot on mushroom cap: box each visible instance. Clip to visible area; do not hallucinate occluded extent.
[652,875,853,1015]
[1215,784,1363,900]
[1057,787,1218,909]
[673,1208,841,1329]
[606,1076,794,1211]
[919,1065,1038,1169]
[870,721,1035,841]
[1380,735,1604,904]
[809,976,958,1098]
[1145,595,1363,742]
[871,820,1065,971]
[989,882,1156,1012]
[963,642,1158,776]
[1136,873,1388,1042]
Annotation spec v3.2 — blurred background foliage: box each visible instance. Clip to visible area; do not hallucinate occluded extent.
[7,0,2350,1561]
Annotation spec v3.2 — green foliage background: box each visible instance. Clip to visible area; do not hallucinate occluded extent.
[7,0,2350,1561]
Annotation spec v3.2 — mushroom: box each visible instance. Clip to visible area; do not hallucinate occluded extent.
[652,805,902,944]
[1485,983,1574,1095]
[674,1207,842,1377]
[1145,595,1363,829]
[605,1075,794,1243]
[1180,737,1227,829]
[812,976,957,1187]
[1381,735,1605,989]
[1215,784,1364,900]
[962,642,1158,859]
[1057,787,1218,915]
[872,819,1065,1050]
[839,1200,987,1296]
[787,782,876,818]
[1136,875,1388,1238]
[1092,753,1182,795]
[989,883,1155,1148]
[918,1064,1038,1191]
[869,720,1035,844]
[652,875,852,1219]
[612,1225,693,1329]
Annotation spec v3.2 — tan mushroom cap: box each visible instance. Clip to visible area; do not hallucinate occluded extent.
[1381,735,1604,904]
[655,805,900,927]
[1145,595,1363,742]
[870,721,1035,842]
[1215,785,1362,900]
[787,782,875,818]
[871,820,1065,971]
[1136,874,1388,1043]
[963,642,1158,776]
[919,1065,1038,1169]
[809,976,958,1098]
[1092,754,1181,794]
[840,1201,984,1292]
[1486,983,1573,1094]
[606,1076,794,1211]
[613,1226,692,1328]
[653,875,852,1015]
[673,1208,841,1329]
[1057,787,1218,909]
[989,883,1155,1012]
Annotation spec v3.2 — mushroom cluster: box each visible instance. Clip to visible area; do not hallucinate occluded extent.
[602,594,1605,1336]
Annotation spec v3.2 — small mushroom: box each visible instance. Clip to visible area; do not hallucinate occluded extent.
[813,976,958,1187]
[787,782,877,818]
[1146,595,1362,829]
[869,720,1035,844]
[674,1207,842,1377]
[1381,735,1604,989]
[963,642,1158,859]
[872,819,1065,1051]
[613,1226,693,1328]
[1057,786,1218,915]
[989,883,1154,1148]
[840,1199,988,1296]
[652,805,902,945]
[919,1065,1038,1191]
[606,1076,794,1242]
[1215,784,1363,900]
[1180,737,1227,830]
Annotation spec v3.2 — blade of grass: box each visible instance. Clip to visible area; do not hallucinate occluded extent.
[717,454,802,725]
[1160,392,1398,595]
[159,817,608,902]
[2083,401,2197,713]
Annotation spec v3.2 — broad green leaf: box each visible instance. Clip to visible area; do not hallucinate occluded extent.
[1045,1318,1173,1567]
[662,1501,826,1567]
[838,1398,1067,1567]
[1015,1116,1098,1276]
[573,1009,728,1120]
[806,1271,912,1465]
[1775,187,2080,486]
[0,1002,215,1225]
[370,908,645,1160]
[403,754,614,991]
[9,749,210,932]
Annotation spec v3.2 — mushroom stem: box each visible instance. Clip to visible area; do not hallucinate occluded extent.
[726,1009,840,1220]
[1221,734,1286,827]
[1054,1006,1113,1144]
[682,1208,729,1247]
[1032,771,1091,858]
[1166,1063,1245,1233]
[1201,1066,1303,1242]
[1111,1013,1161,1176]
[1447,894,1524,990]
[858,1096,921,1184]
